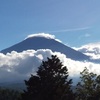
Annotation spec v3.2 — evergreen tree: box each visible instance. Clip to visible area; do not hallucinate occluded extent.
[76,67,100,100]
[21,55,75,100]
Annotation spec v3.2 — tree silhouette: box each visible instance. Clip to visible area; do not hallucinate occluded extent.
[21,55,75,100]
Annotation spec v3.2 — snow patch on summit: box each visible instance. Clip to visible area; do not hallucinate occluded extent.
[25,33,62,43]
[25,33,55,39]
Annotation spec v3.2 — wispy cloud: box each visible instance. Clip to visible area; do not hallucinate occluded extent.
[84,33,91,37]
[78,33,91,40]
[46,27,90,33]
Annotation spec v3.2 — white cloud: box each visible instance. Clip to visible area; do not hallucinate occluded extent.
[25,33,55,39]
[74,42,100,59]
[0,49,100,84]
[47,27,90,33]
[84,33,91,37]
[78,33,91,40]
[25,33,62,43]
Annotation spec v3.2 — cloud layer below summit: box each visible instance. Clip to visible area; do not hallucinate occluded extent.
[0,33,100,84]
[0,49,100,84]
[0,33,100,83]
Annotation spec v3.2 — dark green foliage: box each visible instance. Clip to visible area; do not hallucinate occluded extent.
[21,55,75,100]
[76,67,100,100]
[0,88,21,100]
[17,55,100,100]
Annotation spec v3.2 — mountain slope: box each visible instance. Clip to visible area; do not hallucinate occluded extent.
[1,36,90,61]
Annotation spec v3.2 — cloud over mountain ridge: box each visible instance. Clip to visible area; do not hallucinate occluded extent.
[25,33,62,43]
[0,49,99,83]
[0,33,100,84]
[1,33,89,61]
[75,42,100,60]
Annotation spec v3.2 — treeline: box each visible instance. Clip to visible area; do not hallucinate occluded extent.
[0,88,21,100]
[0,55,100,100]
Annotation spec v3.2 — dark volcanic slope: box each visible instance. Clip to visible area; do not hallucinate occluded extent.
[1,37,89,61]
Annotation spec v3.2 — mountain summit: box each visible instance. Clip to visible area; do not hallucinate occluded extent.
[1,33,89,61]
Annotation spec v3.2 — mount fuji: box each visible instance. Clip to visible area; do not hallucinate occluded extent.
[0,33,100,88]
[1,33,90,61]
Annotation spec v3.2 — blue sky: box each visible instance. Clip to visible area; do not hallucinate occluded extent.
[0,0,100,50]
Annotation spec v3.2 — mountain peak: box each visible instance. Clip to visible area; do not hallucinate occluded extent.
[1,33,90,61]
[25,33,62,43]
[25,33,55,39]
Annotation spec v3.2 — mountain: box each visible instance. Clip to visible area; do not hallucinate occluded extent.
[1,35,90,61]
[0,34,99,89]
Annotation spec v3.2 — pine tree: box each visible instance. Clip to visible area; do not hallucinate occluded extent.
[21,55,75,100]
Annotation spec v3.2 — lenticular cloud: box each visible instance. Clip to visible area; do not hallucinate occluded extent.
[0,49,100,83]
[25,33,62,43]
[25,33,55,39]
